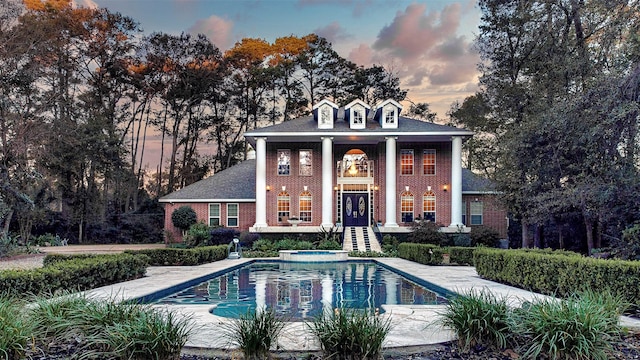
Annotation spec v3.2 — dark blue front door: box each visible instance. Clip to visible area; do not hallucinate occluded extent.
[343,193,368,226]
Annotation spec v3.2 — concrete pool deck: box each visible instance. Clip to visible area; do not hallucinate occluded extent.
[85,257,640,355]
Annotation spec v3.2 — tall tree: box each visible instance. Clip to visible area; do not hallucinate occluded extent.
[475,0,640,252]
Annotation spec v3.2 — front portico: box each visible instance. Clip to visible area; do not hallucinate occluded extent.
[246,98,472,234]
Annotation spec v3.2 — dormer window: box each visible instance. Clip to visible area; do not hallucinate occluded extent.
[384,105,396,124]
[320,106,331,125]
[376,99,402,129]
[313,99,339,129]
[345,99,370,129]
[353,107,364,124]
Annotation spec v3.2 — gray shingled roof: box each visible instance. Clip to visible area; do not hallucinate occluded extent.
[245,116,472,135]
[462,168,497,193]
[160,160,495,202]
[159,159,256,202]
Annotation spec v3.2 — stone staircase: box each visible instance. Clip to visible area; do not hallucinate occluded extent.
[342,227,382,253]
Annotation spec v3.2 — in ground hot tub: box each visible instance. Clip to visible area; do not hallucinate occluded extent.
[278,250,348,262]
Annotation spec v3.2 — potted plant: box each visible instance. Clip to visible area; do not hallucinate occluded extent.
[287,217,302,227]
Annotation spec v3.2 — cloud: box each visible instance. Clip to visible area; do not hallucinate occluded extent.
[406,68,428,87]
[373,3,461,62]
[428,63,475,86]
[315,21,352,43]
[188,15,234,51]
[347,43,374,66]
[296,0,373,17]
[72,0,98,9]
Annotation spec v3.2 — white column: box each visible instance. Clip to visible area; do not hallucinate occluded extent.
[449,136,463,228]
[384,272,398,305]
[385,137,399,227]
[322,274,333,315]
[254,137,268,228]
[321,137,334,228]
[255,273,267,313]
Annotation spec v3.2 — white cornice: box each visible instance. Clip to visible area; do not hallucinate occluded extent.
[158,199,256,203]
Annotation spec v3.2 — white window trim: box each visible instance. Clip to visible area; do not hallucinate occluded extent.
[299,191,312,223]
[423,149,436,176]
[277,149,291,176]
[350,104,365,129]
[423,192,436,222]
[470,201,483,225]
[401,192,414,223]
[299,149,313,176]
[209,203,220,227]
[227,203,239,227]
[277,192,290,223]
[400,149,414,176]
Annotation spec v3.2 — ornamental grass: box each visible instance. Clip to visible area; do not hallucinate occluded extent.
[307,307,392,360]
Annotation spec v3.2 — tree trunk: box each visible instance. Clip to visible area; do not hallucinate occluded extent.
[2,209,12,236]
[585,217,594,255]
[78,216,84,244]
[533,224,543,248]
[521,221,532,248]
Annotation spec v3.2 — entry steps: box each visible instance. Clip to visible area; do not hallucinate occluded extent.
[342,226,382,253]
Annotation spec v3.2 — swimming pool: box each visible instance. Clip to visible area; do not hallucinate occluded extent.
[149,260,450,321]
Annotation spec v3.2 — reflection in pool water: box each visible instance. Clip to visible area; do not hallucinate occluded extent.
[154,261,448,321]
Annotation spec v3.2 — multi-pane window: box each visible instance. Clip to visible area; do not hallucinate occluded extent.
[227,203,238,227]
[384,105,395,124]
[423,191,436,222]
[320,105,331,125]
[299,191,312,222]
[401,191,414,223]
[209,203,220,226]
[400,149,414,175]
[277,191,290,222]
[299,150,312,176]
[461,200,467,225]
[353,107,363,124]
[470,201,483,225]
[277,150,290,175]
[422,149,436,175]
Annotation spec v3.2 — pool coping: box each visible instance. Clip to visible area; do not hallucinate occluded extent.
[85,257,640,353]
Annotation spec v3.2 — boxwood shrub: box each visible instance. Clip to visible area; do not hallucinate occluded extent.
[474,248,640,306]
[398,243,475,265]
[124,245,227,266]
[0,253,148,297]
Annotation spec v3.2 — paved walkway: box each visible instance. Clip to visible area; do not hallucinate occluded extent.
[40,243,166,254]
[83,257,640,354]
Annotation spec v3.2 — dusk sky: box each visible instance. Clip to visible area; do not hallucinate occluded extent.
[70,0,483,170]
[80,0,482,119]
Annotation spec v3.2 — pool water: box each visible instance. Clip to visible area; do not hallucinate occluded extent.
[154,261,448,320]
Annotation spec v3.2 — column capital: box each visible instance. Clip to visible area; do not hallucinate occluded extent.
[320,136,334,140]
[384,136,398,140]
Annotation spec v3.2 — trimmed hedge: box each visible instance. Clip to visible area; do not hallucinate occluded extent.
[0,253,148,297]
[474,248,640,306]
[398,243,475,265]
[124,245,228,266]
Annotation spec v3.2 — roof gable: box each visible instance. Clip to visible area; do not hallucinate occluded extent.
[159,160,256,202]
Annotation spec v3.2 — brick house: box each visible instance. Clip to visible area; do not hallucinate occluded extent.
[159,99,507,246]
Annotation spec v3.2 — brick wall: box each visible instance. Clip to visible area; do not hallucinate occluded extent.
[162,202,256,243]
[393,142,452,227]
[462,194,508,239]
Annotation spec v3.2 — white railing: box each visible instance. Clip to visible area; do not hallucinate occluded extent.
[336,160,374,178]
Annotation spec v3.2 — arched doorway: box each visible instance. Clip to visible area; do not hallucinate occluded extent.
[338,149,373,227]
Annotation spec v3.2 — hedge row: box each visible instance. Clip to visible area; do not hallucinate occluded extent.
[398,243,475,265]
[0,253,148,297]
[124,245,228,266]
[474,248,640,305]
